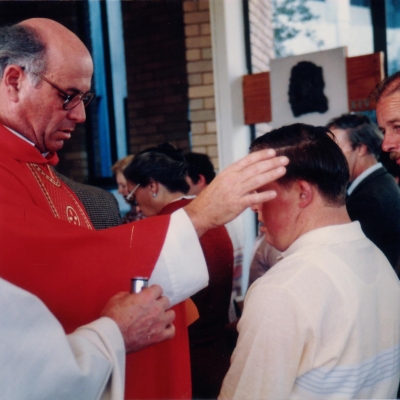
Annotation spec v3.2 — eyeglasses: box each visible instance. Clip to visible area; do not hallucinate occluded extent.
[32,72,95,110]
[126,183,140,206]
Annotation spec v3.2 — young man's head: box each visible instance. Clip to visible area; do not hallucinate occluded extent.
[184,152,216,195]
[250,123,349,251]
[326,113,383,182]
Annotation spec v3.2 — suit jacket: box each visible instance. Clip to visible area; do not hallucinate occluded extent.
[55,172,122,230]
[346,166,400,269]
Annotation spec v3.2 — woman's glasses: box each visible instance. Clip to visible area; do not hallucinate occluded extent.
[126,183,140,206]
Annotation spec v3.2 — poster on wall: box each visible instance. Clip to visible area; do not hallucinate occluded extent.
[270,47,348,128]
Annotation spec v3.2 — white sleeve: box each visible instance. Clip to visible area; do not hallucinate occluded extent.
[71,318,126,400]
[0,278,125,400]
[149,208,208,306]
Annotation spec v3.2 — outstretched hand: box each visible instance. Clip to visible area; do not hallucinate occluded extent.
[101,285,175,353]
[184,149,289,236]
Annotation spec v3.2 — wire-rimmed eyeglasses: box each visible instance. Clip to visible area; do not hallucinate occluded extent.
[126,183,140,206]
[31,72,95,110]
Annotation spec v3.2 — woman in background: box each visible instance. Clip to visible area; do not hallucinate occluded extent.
[124,143,234,399]
[111,155,144,223]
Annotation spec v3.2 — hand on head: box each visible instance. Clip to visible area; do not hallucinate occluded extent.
[101,284,175,353]
[184,149,289,237]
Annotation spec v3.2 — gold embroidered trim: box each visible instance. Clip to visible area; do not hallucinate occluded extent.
[27,163,59,218]
[26,163,93,230]
[63,186,93,230]
[28,163,61,187]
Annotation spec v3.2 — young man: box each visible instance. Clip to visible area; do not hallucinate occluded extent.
[219,123,400,399]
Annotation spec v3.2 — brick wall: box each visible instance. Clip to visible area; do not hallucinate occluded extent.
[183,0,219,170]
[248,0,274,73]
[122,1,190,156]
[248,0,274,136]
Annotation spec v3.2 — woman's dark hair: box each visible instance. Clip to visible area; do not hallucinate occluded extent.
[123,143,190,194]
[250,123,349,206]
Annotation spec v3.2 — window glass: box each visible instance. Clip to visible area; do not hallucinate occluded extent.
[386,0,400,74]
[273,0,373,58]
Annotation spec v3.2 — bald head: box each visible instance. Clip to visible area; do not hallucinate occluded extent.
[19,18,93,78]
[0,18,94,153]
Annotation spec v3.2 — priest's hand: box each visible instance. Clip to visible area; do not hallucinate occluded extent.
[101,284,175,353]
[184,149,289,237]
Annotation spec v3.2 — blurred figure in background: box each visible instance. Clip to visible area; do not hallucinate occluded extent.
[248,234,282,287]
[327,113,400,269]
[111,155,144,223]
[185,152,216,195]
[185,151,243,322]
[125,143,234,399]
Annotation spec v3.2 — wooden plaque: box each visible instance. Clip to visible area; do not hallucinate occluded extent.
[242,52,384,124]
[346,52,384,112]
[243,72,271,125]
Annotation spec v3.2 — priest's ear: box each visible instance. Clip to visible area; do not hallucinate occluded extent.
[2,65,25,102]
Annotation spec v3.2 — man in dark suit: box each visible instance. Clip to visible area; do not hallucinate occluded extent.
[327,113,400,269]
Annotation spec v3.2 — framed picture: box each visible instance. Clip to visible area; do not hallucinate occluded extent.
[270,47,348,127]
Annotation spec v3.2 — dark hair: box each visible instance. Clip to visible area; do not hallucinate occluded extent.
[184,152,216,184]
[250,123,349,206]
[372,71,400,102]
[0,24,46,81]
[326,113,383,159]
[123,143,190,194]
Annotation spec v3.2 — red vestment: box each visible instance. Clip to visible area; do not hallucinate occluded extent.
[0,125,191,399]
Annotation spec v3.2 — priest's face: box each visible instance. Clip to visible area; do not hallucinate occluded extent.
[17,48,93,153]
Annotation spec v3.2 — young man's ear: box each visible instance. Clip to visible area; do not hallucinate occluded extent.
[298,180,313,208]
[2,65,25,102]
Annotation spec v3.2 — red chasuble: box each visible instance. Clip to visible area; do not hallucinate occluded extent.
[0,125,191,399]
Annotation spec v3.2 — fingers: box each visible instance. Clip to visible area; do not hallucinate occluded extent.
[240,164,287,194]
[142,285,171,310]
[228,148,277,172]
[143,284,164,300]
[164,308,175,326]
[242,190,278,209]
[163,319,176,340]
[226,155,289,190]
[101,285,177,353]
